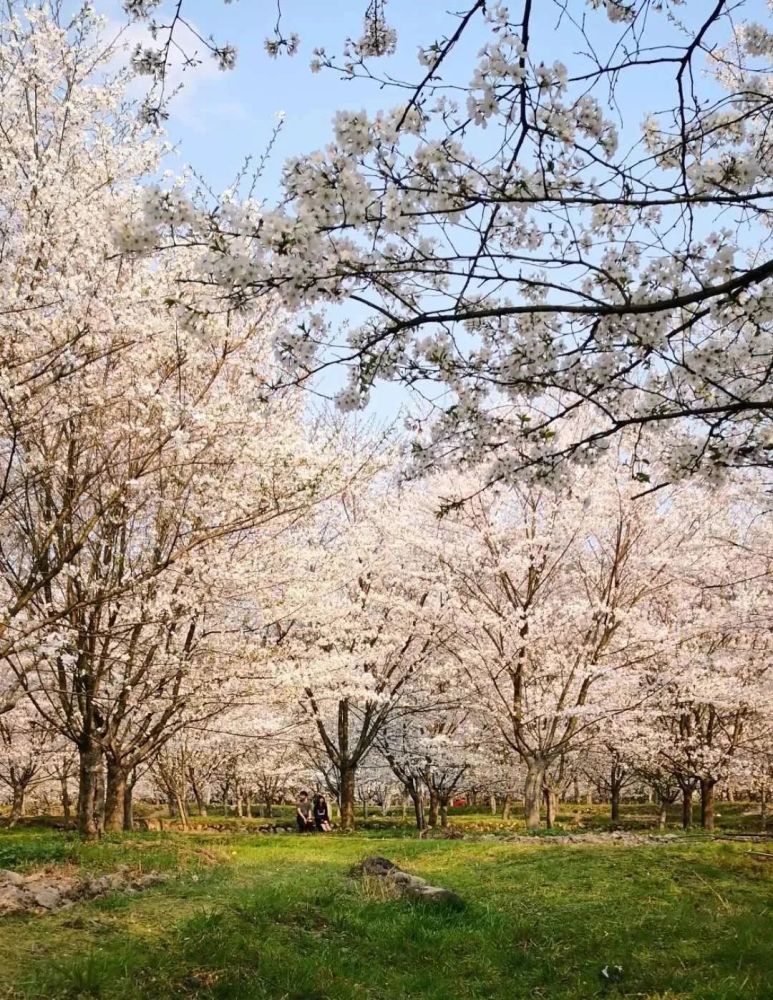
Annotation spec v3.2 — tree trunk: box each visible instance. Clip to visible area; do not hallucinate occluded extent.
[544,786,558,829]
[657,797,668,831]
[77,742,102,841]
[440,798,449,828]
[524,761,544,830]
[339,763,356,831]
[402,798,407,821]
[175,790,189,830]
[94,762,106,835]
[611,768,621,822]
[190,773,207,816]
[60,774,72,824]
[265,798,273,818]
[123,781,134,832]
[585,789,593,805]
[501,794,511,820]
[682,787,693,830]
[428,789,439,827]
[9,785,24,826]
[700,778,716,831]
[411,790,425,830]
[489,793,497,815]
[104,760,128,832]
[761,785,767,832]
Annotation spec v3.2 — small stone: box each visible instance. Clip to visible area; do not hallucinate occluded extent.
[0,869,25,887]
[360,856,398,876]
[0,885,27,913]
[404,883,463,906]
[31,886,61,910]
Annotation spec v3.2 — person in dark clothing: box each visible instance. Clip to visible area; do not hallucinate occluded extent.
[314,793,332,832]
[296,791,314,832]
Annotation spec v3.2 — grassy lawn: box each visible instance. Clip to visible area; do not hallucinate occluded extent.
[0,819,770,999]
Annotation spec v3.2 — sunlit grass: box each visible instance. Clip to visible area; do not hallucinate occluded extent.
[0,816,770,999]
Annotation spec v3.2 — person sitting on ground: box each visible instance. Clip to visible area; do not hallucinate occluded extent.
[314,793,332,832]
[296,791,314,833]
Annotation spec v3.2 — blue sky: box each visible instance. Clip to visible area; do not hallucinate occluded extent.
[106,0,758,196]
[110,0,769,200]
[97,0,769,416]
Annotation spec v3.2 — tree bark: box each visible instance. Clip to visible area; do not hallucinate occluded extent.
[189,772,207,816]
[123,780,134,832]
[440,798,449,828]
[544,786,558,829]
[682,787,694,830]
[524,761,544,829]
[428,789,439,827]
[610,767,622,822]
[489,793,497,815]
[339,763,356,831]
[94,762,106,835]
[77,742,102,840]
[104,759,129,832]
[9,786,24,826]
[60,774,72,824]
[657,798,668,831]
[501,794,511,820]
[700,778,717,831]
[411,790,425,830]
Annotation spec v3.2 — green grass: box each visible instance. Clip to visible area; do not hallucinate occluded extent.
[0,817,770,999]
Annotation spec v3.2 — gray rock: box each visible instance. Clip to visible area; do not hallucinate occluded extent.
[404,883,463,905]
[0,885,27,913]
[0,869,26,887]
[357,856,462,907]
[31,885,62,909]
[360,856,398,876]
[0,869,26,888]
[389,871,425,886]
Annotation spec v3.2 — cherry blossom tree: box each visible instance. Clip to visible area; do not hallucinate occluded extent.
[0,702,55,825]
[267,467,441,831]
[130,0,773,488]
[412,437,738,828]
[0,5,336,838]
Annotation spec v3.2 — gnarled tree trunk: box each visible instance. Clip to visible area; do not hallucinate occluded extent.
[524,760,545,829]
[700,778,717,831]
[543,785,558,829]
[123,778,134,832]
[428,789,439,827]
[77,741,102,841]
[339,763,356,831]
[9,785,25,827]
[104,759,128,832]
